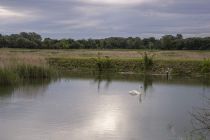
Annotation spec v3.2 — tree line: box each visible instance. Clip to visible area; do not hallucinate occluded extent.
[0,32,210,50]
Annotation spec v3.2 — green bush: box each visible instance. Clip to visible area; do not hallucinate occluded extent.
[95,57,112,71]
[143,52,153,71]
[201,59,210,73]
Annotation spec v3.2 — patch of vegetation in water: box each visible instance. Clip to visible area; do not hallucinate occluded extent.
[15,64,54,79]
[0,64,56,86]
[0,68,18,85]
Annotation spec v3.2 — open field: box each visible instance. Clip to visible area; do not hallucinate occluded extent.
[0,48,210,75]
[1,48,210,61]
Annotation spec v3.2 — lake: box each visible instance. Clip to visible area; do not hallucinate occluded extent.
[0,73,210,140]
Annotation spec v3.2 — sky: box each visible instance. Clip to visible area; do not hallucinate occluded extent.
[0,0,210,39]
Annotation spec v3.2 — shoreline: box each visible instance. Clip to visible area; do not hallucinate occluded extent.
[48,57,210,76]
[0,48,210,77]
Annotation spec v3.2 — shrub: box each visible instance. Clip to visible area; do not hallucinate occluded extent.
[201,59,210,73]
[143,52,153,71]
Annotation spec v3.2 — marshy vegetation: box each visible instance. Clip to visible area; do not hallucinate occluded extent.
[143,52,153,72]
[0,48,210,86]
[201,59,210,74]
[0,64,55,85]
[49,53,208,76]
[0,51,56,85]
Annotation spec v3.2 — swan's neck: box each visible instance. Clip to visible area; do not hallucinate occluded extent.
[139,86,141,92]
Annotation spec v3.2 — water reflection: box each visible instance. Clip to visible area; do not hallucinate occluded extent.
[190,93,210,139]
[0,79,54,100]
[91,72,154,94]
[0,72,210,140]
[92,73,154,103]
[143,74,153,94]
[93,72,112,93]
[0,86,15,99]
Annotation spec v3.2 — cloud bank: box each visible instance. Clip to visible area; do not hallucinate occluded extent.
[0,0,210,38]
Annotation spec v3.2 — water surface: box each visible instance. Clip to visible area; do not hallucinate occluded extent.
[0,74,210,140]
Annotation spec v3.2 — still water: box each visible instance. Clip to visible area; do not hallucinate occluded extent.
[0,73,210,140]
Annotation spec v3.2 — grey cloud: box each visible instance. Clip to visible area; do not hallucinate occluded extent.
[0,0,210,38]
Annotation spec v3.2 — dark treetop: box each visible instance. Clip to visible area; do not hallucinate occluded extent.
[0,32,210,50]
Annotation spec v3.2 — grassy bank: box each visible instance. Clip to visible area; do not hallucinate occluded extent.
[49,57,210,75]
[0,48,58,85]
[0,48,210,79]
[1,48,210,60]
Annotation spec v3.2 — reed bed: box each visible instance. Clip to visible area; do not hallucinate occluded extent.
[0,64,55,85]
[0,50,55,85]
[0,48,210,83]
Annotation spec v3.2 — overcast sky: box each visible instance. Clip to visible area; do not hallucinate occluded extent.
[0,0,210,39]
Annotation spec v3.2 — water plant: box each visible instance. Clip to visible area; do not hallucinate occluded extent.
[0,68,18,85]
[201,58,210,73]
[15,64,53,79]
[0,64,56,86]
[143,52,153,71]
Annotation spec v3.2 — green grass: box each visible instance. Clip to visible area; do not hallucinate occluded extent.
[201,59,210,73]
[1,48,210,76]
[0,68,18,85]
[1,48,210,60]
[49,57,209,75]
[0,64,55,85]
[48,57,145,72]
[15,64,54,79]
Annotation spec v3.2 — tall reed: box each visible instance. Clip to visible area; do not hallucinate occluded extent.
[0,64,55,86]
[0,68,18,85]
[143,52,153,71]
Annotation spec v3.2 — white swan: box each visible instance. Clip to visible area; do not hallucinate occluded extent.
[129,86,143,96]
[129,86,144,102]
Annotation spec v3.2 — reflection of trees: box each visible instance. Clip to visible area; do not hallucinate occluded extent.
[0,86,15,99]
[0,79,54,99]
[190,95,210,139]
[202,76,210,87]
[96,72,102,93]
[93,72,154,95]
[143,75,153,94]
[93,71,112,93]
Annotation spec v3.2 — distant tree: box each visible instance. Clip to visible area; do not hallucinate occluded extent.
[161,35,176,50]
[176,34,183,40]
[0,34,3,48]
[0,32,210,50]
